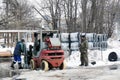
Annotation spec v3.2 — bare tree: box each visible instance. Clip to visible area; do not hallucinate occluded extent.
[61,0,78,32]
[34,0,62,30]
[87,0,96,33]
[79,0,120,37]
[1,0,35,30]
[81,0,88,33]
[48,0,61,30]
[106,0,120,37]
[0,0,36,47]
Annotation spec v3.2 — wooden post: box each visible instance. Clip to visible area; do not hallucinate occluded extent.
[18,32,20,41]
[7,33,9,47]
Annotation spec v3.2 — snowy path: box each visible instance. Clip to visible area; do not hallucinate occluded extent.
[1,63,120,80]
[16,65,120,80]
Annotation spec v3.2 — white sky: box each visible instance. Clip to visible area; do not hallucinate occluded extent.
[27,0,43,18]
[0,0,3,7]
[28,0,41,7]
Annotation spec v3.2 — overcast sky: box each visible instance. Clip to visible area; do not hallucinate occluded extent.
[27,0,42,18]
[0,0,3,7]
[28,0,41,6]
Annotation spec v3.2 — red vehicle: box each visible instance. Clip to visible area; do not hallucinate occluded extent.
[30,30,66,71]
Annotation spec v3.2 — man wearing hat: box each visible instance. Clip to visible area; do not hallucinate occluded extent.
[79,35,88,66]
[11,39,25,69]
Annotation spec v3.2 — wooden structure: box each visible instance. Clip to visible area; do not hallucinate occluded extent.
[0,30,39,47]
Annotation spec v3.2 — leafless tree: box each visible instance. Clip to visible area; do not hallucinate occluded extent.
[81,0,88,33]
[34,0,62,30]
[61,0,78,32]
[105,0,120,37]
[0,0,35,30]
[0,0,37,46]
[79,0,120,37]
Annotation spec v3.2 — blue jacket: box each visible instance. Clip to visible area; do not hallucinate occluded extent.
[14,41,24,56]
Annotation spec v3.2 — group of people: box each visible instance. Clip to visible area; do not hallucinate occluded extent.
[10,34,88,69]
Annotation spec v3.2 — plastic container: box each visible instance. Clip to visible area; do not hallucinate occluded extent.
[86,33,96,42]
[61,42,69,50]
[70,32,79,42]
[60,33,70,42]
[70,42,79,51]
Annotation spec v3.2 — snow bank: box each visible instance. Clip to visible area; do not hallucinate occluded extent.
[65,46,120,68]
[66,51,80,67]
[107,38,120,48]
[65,50,107,67]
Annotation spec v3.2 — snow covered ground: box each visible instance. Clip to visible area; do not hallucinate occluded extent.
[1,35,120,80]
[2,61,120,80]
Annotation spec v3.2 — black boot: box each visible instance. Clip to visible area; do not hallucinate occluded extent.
[18,63,23,69]
[79,64,84,66]
[11,62,16,69]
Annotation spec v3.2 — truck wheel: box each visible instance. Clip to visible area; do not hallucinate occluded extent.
[30,59,36,70]
[41,60,49,71]
[59,61,66,70]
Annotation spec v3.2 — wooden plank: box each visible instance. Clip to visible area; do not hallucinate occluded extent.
[0,30,39,33]
[0,51,12,57]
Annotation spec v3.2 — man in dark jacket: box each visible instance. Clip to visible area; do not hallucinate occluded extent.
[79,35,88,66]
[11,39,25,69]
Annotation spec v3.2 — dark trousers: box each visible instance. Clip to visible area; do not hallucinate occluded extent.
[80,52,88,66]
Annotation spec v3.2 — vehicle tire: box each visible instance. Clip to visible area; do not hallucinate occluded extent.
[41,60,49,71]
[108,52,117,61]
[30,59,36,70]
[59,61,66,70]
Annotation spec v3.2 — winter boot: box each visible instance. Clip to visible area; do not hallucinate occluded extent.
[10,62,16,69]
[18,63,23,69]
[79,64,84,66]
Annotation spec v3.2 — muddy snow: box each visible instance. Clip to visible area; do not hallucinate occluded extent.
[1,63,120,80]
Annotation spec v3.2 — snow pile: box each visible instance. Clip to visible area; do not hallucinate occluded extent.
[66,50,103,67]
[107,38,120,48]
[65,50,105,68]
[65,48,120,68]
[66,51,80,67]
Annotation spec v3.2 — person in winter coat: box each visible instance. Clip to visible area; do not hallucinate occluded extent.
[79,35,88,66]
[11,39,25,69]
